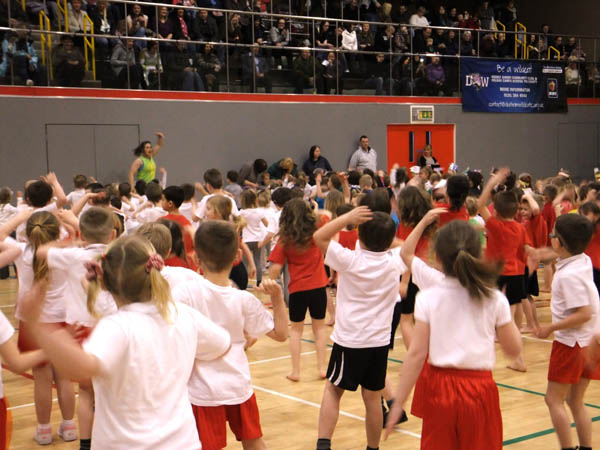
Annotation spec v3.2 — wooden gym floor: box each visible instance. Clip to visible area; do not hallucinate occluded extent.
[1,276,600,449]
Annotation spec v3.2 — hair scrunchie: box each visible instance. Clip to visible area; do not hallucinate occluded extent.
[84,260,104,282]
[145,254,165,273]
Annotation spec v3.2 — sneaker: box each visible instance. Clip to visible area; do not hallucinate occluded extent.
[26,79,34,86]
[34,426,52,445]
[58,421,78,442]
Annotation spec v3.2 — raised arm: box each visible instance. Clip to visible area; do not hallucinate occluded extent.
[478,167,510,222]
[0,240,23,267]
[400,207,446,269]
[0,209,32,241]
[313,206,372,255]
[44,172,67,209]
[152,131,165,156]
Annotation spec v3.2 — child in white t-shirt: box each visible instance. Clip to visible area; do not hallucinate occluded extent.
[65,175,88,209]
[173,220,287,450]
[130,182,166,228]
[384,209,522,449]
[535,214,600,450]
[0,209,77,445]
[0,187,17,279]
[20,235,231,450]
[239,190,268,287]
[313,206,406,450]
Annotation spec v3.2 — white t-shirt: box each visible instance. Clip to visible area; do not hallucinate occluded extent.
[83,301,230,450]
[410,14,429,27]
[415,278,512,370]
[0,204,17,226]
[173,278,274,406]
[239,208,267,243]
[66,189,86,208]
[161,265,203,288]
[10,239,66,323]
[410,256,445,290]
[137,205,167,224]
[552,253,600,347]
[179,202,197,229]
[196,194,238,220]
[325,240,407,348]
[47,244,118,326]
[0,312,14,398]
[16,203,60,243]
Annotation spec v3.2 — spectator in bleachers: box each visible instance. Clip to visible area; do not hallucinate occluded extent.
[88,0,117,61]
[167,40,204,90]
[53,34,85,86]
[193,9,219,43]
[342,0,359,22]
[551,36,566,60]
[410,6,429,28]
[565,56,582,96]
[496,32,510,58]
[111,37,143,89]
[430,5,448,27]
[270,17,290,69]
[341,23,358,74]
[460,30,476,56]
[152,6,174,51]
[526,34,541,60]
[68,0,90,49]
[391,55,413,95]
[394,25,410,54]
[293,48,316,93]
[360,0,381,23]
[315,21,336,61]
[424,55,445,96]
[139,41,163,89]
[317,51,346,95]
[539,24,551,53]
[480,33,498,58]
[242,43,272,93]
[357,22,374,73]
[391,3,410,24]
[447,7,458,27]
[362,52,389,95]
[223,13,245,60]
[565,36,577,56]
[412,26,432,54]
[172,7,194,43]
[375,24,395,53]
[478,1,494,29]
[195,43,221,92]
[0,29,45,86]
[498,0,517,29]
[126,3,148,50]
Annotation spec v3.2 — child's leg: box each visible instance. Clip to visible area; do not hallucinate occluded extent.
[521,296,539,331]
[53,366,75,421]
[311,318,328,379]
[361,387,383,449]
[325,287,335,326]
[566,377,592,448]
[399,314,414,350]
[241,438,266,450]
[33,364,53,425]
[78,380,95,441]
[514,303,524,330]
[287,321,304,381]
[317,381,345,441]
[507,304,527,372]
[251,243,264,285]
[544,381,574,448]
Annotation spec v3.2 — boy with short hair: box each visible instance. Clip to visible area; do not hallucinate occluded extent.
[161,185,195,258]
[172,221,288,450]
[224,171,243,208]
[313,206,406,450]
[195,169,239,220]
[536,214,600,450]
[478,167,534,372]
[131,182,166,226]
[37,206,119,450]
[66,174,88,208]
[179,183,197,228]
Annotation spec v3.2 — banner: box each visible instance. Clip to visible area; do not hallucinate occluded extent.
[461,58,568,113]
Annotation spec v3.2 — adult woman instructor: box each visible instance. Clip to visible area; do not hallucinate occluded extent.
[129,132,165,188]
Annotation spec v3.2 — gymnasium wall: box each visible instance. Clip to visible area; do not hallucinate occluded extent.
[0,92,598,192]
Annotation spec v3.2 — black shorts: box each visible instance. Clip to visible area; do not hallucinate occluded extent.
[326,343,389,391]
[399,277,419,315]
[524,267,539,297]
[497,275,525,305]
[594,268,600,297]
[289,287,327,323]
[389,302,401,350]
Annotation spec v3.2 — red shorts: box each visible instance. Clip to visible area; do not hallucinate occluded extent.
[65,324,94,346]
[0,397,12,450]
[17,321,65,353]
[410,359,431,419]
[548,341,600,384]
[421,366,502,450]
[191,394,262,450]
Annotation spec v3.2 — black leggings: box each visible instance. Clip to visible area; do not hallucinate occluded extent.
[229,263,248,290]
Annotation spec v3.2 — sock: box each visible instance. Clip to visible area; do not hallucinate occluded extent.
[316,438,331,450]
[37,423,51,431]
[366,447,379,450]
[80,438,91,450]
[61,419,75,427]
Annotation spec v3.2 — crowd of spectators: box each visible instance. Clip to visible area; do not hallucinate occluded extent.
[0,0,598,96]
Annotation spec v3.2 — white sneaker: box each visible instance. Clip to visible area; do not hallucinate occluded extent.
[34,426,52,445]
[26,79,34,86]
[58,421,78,442]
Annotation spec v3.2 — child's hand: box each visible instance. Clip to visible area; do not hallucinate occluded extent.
[158,167,167,175]
[421,207,447,226]
[257,279,282,298]
[384,400,405,439]
[492,167,510,185]
[346,205,373,225]
[535,325,552,339]
[247,264,257,280]
[155,131,165,139]
[43,172,58,185]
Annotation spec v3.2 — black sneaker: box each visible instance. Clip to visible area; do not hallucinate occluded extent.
[382,406,408,428]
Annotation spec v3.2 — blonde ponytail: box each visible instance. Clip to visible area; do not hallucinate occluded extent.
[453,249,501,300]
[26,212,60,281]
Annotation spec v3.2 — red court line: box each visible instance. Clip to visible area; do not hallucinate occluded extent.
[2,364,34,381]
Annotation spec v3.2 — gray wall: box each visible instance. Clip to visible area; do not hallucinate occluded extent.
[1,95,599,193]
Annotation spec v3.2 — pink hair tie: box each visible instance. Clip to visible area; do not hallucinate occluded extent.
[145,254,164,273]
[84,261,104,282]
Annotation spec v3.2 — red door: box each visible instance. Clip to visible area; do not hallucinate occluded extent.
[387,124,455,174]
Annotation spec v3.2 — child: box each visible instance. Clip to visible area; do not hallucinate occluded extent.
[21,235,231,449]
[384,210,522,449]
[66,174,88,208]
[239,190,268,287]
[268,198,329,381]
[195,169,239,220]
[313,205,406,450]
[478,167,534,372]
[37,207,119,449]
[256,189,277,260]
[436,174,470,226]
[136,222,203,287]
[158,218,197,271]
[132,182,166,224]
[224,170,243,208]
[535,213,600,450]
[161,185,195,259]
[336,204,358,250]
[172,220,287,450]
[0,210,77,445]
[580,201,600,296]
[205,195,256,289]
[0,187,17,279]
[179,183,197,228]
[465,196,485,247]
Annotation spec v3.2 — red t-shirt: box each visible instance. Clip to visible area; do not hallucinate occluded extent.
[338,229,358,250]
[395,222,429,260]
[541,202,556,245]
[435,202,469,226]
[522,214,548,250]
[162,213,195,257]
[485,217,531,275]
[164,255,190,268]
[585,224,600,269]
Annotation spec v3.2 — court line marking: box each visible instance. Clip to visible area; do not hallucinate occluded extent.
[252,384,422,439]
[503,415,600,446]
[8,398,58,411]
[249,351,317,365]
[522,335,553,343]
[0,304,15,309]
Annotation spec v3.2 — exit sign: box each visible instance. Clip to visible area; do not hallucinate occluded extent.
[410,105,435,123]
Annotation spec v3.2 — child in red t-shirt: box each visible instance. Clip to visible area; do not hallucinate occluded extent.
[478,168,535,372]
[161,186,196,269]
[435,175,470,227]
[518,192,547,333]
[336,204,359,251]
[580,201,600,296]
[268,199,329,381]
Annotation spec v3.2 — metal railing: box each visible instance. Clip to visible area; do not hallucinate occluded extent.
[38,10,53,79]
[2,0,599,98]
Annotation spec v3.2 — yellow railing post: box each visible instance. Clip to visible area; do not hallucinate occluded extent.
[38,11,53,80]
[21,0,25,12]
[83,15,96,80]
[57,0,69,32]
[495,20,505,40]
[515,22,526,59]
[548,45,560,61]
